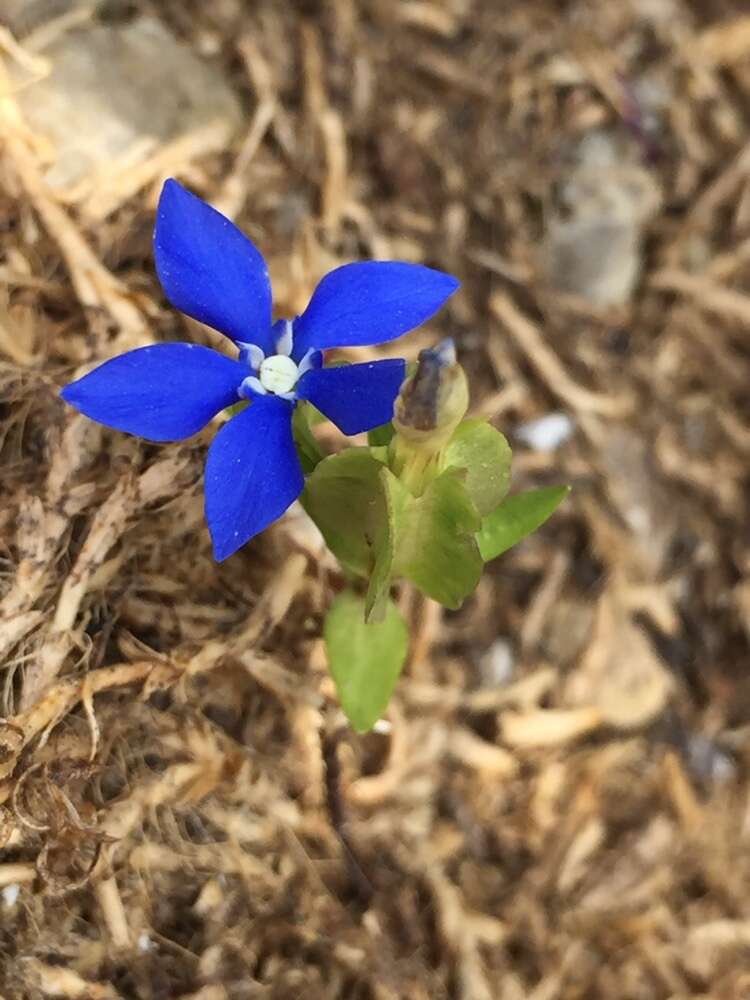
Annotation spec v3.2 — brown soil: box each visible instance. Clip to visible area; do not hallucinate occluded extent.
[1,1,750,998]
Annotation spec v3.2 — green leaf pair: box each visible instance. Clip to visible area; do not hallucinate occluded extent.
[305,419,513,621]
[309,411,569,733]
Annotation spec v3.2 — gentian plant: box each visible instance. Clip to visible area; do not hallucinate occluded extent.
[62,179,568,731]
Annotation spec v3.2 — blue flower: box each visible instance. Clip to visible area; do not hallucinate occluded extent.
[61,179,459,560]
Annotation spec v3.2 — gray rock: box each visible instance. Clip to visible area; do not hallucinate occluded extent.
[543,130,661,306]
[686,733,735,785]
[14,15,241,190]
[1,0,89,36]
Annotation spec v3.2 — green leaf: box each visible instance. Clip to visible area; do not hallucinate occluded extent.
[292,403,326,474]
[302,449,389,577]
[368,445,390,464]
[477,485,570,561]
[440,419,512,516]
[304,451,410,624]
[368,422,395,447]
[394,470,483,608]
[324,591,409,732]
[364,468,409,623]
[306,402,328,426]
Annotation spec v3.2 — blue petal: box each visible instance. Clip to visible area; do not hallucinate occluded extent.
[291,261,459,359]
[297,359,406,435]
[61,343,247,442]
[154,179,274,352]
[204,395,303,560]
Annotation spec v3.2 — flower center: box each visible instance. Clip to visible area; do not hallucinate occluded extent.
[258,354,299,395]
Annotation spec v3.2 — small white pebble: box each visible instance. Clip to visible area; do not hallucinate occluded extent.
[687,734,736,785]
[625,504,650,535]
[372,718,392,735]
[138,932,152,952]
[711,752,736,783]
[515,412,574,452]
[479,639,515,687]
[2,884,20,908]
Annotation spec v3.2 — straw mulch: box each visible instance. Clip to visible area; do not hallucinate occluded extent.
[1,1,750,997]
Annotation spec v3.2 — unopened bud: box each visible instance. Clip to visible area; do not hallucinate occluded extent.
[390,339,469,495]
[393,339,468,443]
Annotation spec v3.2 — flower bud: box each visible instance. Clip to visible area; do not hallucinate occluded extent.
[390,339,469,495]
[393,339,468,443]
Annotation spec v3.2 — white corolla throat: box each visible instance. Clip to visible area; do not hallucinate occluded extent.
[275,319,294,356]
[237,321,319,400]
[259,354,299,394]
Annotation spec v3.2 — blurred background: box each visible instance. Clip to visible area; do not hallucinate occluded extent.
[1,1,750,997]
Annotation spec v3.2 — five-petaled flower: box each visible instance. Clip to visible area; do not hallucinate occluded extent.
[61,179,459,559]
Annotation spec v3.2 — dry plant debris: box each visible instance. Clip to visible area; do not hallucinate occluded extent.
[1,1,750,997]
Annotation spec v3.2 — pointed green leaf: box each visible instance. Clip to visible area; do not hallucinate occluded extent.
[394,470,483,608]
[440,419,512,516]
[324,591,409,732]
[477,485,570,561]
[292,403,326,474]
[368,422,395,447]
[365,468,409,623]
[302,449,389,577]
[368,445,390,464]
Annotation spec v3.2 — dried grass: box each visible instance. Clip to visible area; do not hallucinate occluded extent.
[1,1,750,997]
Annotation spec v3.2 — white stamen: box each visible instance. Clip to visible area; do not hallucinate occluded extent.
[237,342,266,371]
[259,354,299,395]
[276,319,294,357]
[297,348,319,378]
[239,375,266,398]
